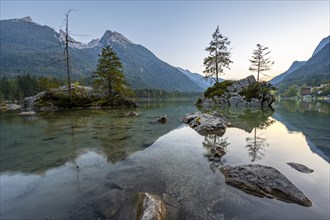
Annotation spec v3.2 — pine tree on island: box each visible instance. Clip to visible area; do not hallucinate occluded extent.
[92,46,134,103]
[249,44,274,82]
[203,26,232,83]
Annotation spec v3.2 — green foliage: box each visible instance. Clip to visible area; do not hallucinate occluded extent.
[0,75,68,102]
[36,89,94,108]
[319,86,330,96]
[37,76,62,91]
[92,46,133,99]
[239,82,276,102]
[203,26,232,82]
[134,89,201,100]
[204,80,234,98]
[282,85,299,98]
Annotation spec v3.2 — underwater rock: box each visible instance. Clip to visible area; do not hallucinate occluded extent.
[19,111,36,116]
[157,115,168,124]
[287,162,314,173]
[220,164,312,207]
[209,145,226,159]
[127,111,138,117]
[136,192,167,220]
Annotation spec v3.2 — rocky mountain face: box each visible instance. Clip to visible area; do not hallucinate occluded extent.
[0,17,97,78]
[312,36,330,56]
[97,30,203,92]
[270,36,330,91]
[0,17,204,92]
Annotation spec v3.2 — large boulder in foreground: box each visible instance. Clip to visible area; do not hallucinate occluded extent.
[196,75,275,108]
[220,164,312,207]
[183,112,231,135]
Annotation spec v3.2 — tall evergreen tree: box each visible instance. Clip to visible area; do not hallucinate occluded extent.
[203,26,232,82]
[249,44,274,82]
[92,46,130,98]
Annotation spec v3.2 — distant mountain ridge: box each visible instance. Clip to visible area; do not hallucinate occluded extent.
[270,61,306,85]
[312,36,330,56]
[58,29,100,49]
[270,35,330,91]
[176,67,217,90]
[0,16,205,92]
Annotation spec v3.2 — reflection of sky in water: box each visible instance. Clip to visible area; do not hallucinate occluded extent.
[1,152,112,219]
[1,101,329,219]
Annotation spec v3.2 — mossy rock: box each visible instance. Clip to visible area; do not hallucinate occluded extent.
[204,80,234,98]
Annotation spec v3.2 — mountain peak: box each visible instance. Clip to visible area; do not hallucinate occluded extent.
[19,16,33,22]
[312,35,330,57]
[101,30,133,47]
[58,29,99,49]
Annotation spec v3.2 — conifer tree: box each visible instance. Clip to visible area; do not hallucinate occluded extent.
[203,26,232,82]
[92,46,131,98]
[249,44,274,82]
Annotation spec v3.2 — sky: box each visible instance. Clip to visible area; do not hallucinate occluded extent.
[1,0,329,80]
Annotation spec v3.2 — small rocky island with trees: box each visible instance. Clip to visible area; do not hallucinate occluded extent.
[181,26,313,210]
[22,46,138,113]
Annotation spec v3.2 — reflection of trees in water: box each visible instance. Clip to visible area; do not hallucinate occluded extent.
[199,106,275,162]
[245,118,275,162]
[281,99,330,114]
[203,134,230,166]
[246,128,268,162]
[275,100,330,162]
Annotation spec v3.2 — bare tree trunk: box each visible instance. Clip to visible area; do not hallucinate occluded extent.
[215,51,219,82]
[65,10,73,103]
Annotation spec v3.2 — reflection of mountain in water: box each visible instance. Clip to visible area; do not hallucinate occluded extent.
[0,101,197,173]
[273,101,330,162]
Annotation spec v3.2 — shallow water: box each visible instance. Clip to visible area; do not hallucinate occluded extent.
[0,100,329,219]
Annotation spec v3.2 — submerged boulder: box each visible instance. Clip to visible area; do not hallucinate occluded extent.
[157,115,168,124]
[220,164,312,207]
[183,112,231,135]
[287,162,314,173]
[136,193,167,220]
[127,111,139,117]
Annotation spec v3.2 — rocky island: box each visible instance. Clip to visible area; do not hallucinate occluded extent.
[196,75,276,108]
[21,85,138,112]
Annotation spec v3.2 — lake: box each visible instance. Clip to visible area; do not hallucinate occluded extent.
[1,100,329,219]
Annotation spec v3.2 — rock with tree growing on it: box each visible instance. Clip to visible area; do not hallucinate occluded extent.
[196,75,276,108]
[21,46,138,112]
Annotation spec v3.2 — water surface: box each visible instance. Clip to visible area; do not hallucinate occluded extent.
[0,100,329,219]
